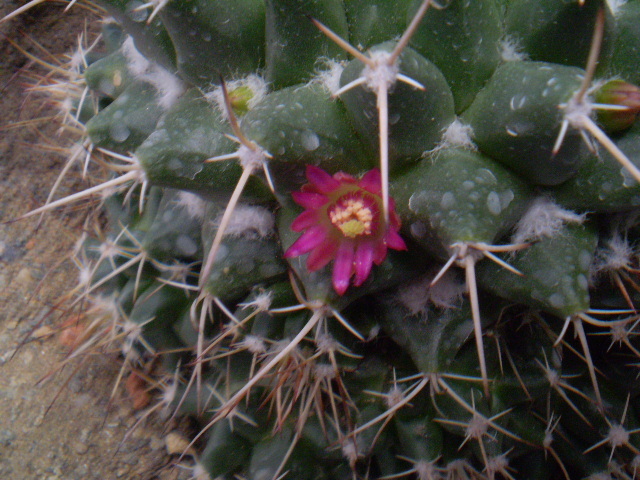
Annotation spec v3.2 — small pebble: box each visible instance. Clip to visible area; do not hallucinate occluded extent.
[165,431,194,456]
[71,440,89,455]
[0,429,16,446]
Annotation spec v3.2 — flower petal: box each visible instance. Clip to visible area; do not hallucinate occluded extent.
[291,210,319,232]
[358,168,382,195]
[292,191,328,209]
[307,239,338,271]
[353,240,375,286]
[373,241,388,265]
[385,230,407,251]
[332,241,355,295]
[284,225,327,257]
[334,171,357,185]
[306,165,340,194]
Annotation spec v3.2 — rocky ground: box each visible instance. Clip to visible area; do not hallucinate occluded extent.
[0,2,196,479]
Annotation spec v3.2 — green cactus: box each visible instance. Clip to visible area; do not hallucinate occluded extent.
[8,0,640,478]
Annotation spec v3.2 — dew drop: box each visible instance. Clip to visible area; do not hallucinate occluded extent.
[176,235,198,256]
[577,274,588,290]
[548,293,565,309]
[168,158,183,172]
[408,192,427,213]
[620,167,638,188]
[440,192,456,209]
[500,189,514,210]
[110,124,131,143]
[98,79,116,96]
[301,130,320,151]
[486,191,502,215]
[578,250,592,271]
[410,221,427,238]
[216,244,229,260]
[126,0,148,22]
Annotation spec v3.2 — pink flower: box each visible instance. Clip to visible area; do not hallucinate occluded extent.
[284,165,407,295]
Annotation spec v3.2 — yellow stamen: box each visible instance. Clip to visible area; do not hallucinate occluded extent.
[329,198,373,238]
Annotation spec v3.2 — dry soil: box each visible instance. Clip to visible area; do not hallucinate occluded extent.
[0,2,194,479]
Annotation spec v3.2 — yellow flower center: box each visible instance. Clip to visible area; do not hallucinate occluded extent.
[329,197,373,238]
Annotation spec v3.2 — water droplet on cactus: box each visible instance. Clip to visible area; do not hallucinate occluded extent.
[548,293,565,309]
[440,191,456,209]
[168,158,183,172]
[300,130,320,151]
[125,1,148,22]
[110,123,131,143]
[410,221,427,238]
[577,274,588,290]
[621,167,638,187]
[509,94,527,110]
[500,189,515,210]
[579,250,593,270]
[176,234,198,256]
[216,244,229,260]
[486,191,502,215]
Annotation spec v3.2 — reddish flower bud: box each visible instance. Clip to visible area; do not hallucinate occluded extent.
[595,79,640,133]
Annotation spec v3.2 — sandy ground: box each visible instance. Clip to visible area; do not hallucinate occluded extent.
[0,2,194,479]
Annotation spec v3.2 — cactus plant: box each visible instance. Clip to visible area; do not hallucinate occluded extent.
[7,0,640,478]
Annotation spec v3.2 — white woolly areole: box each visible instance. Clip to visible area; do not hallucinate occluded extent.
[91,294,121,324]
[240,334,267,354]
[314,363,337,381]
[415,461,439,480]
[214,204,275,238]
[77,266,92,288]
[160,379,178,408]
[175,191,207,221]
[316,333,340,354]
[397,270,465,315]
[239,290,273,312]
[385,385,406,408]
[238,144,268,170]
[485,454,511,478]
[593,233,635,274]
[122,36,184,110]
[363,50,399,91]
[207,74,268,118]
[69,45,86,75]
[312,59,346,95]
[431,118,476,153]
[122,37,151,76]
[511,196,586,244]
[191,463,212,480]
[562,88,595,129]
[499,36,528,62]
[147,67,185,109]
[607,423,630,447]
[341,439,360,464]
